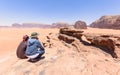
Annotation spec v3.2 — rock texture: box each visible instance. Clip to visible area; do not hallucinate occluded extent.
[74,20,87,29]
[90,15,120,29]
[58,34,81,52]
[84,34,120,58]
[60,27,84,40]
[59,27,120,58]
[58,28,84,52]
[58,34,75,44]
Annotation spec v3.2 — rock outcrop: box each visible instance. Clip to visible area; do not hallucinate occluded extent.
[60,27,84,40]
[90,15,120,29]
[58,34,81,52]
[58,34,75,44]
[84,34,120,58]
[58,28,84,52]
[74,20,87,29]
[58,27,120,58]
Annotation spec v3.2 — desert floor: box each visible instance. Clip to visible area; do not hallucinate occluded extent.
[0,27,120,75]
[0,28,59,55]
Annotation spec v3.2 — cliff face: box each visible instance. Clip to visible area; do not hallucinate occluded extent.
[90,15,120,29]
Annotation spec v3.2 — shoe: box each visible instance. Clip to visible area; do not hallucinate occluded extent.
[28,58,38,62]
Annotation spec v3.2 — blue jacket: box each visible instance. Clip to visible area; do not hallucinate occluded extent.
[25,38,45,56]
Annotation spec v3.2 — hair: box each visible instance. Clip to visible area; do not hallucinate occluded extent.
[23,35,29,42]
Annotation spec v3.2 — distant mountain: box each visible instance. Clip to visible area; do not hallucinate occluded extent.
[12,22,71,28]
[90,15,120,29]
[52,22,70,28]
[0,26,10,27]
[12,23,52,28]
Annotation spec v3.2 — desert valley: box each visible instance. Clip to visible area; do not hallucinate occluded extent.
[0,15,120,75]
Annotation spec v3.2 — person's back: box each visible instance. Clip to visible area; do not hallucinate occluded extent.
[25,32,45,62]
[16,35,29,59]
[26,38,44,56]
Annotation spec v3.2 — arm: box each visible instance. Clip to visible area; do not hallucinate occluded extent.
[36,40,45,50]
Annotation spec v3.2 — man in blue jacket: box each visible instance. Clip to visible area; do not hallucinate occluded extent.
[25,32,45,62]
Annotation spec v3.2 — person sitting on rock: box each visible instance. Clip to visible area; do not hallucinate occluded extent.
[25,32,45,62]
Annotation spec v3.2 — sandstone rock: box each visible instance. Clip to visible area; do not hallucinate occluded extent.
[58,34,75,44]
[59,28,120,58]
[74,20,87,29]
[84,34,120,58]
[58,34,81,52]
[60,27,84,40]
[90,15,120,29]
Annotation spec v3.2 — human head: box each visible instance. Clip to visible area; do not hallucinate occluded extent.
[30,32,39,38]
[23,35,29,42]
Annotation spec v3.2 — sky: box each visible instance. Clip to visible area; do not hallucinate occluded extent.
[0,0,120,26]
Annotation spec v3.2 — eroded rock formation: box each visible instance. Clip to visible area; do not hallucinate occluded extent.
[58,28,84,52]
[58,27,120,58]
[58,34,81,52]
[74,20,87,29]
[84,34,120,58]
[60,27,84,40]
[90,15,120,29]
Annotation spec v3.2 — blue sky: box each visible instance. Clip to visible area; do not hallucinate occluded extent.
[0,0,120,26]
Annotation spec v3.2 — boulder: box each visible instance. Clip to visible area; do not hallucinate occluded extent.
[74,20,87,29]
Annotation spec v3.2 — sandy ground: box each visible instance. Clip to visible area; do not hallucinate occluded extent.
[0,28,59,55]
[0,27,120,75]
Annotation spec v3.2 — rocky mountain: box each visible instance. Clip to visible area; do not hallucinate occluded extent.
[74,20,87,29]
[90,15,120,29]
[12,22,71,28]
[12,23,52,28]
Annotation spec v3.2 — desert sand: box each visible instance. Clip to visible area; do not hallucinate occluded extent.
[0,27,120,75]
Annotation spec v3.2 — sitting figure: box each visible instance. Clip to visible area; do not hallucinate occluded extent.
[16,35,29,59]
[25,32,45,62]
